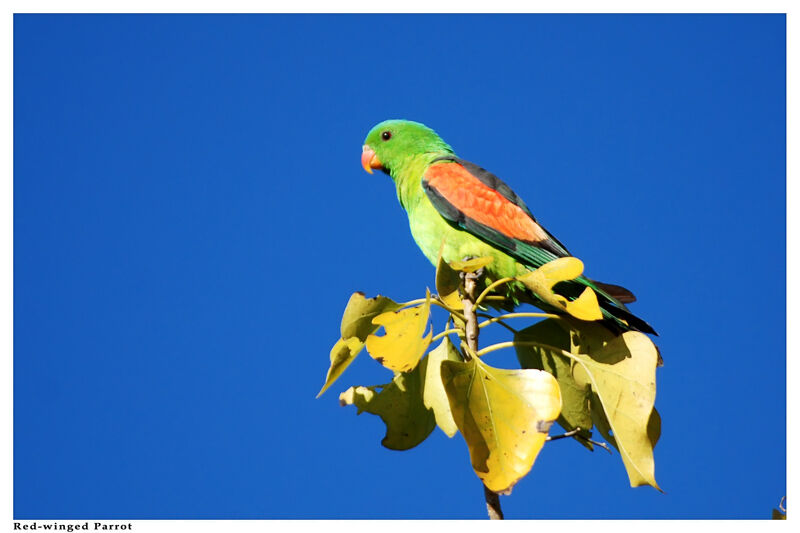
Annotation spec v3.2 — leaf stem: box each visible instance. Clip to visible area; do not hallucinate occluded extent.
[433,299,468,323]
[475,339,576,361]
[431,328,465,342]
[476,313,519,335]
[478,312,560,329]
[460,341,479,360]
[401,296,467,323]
[474,277,516,307]
[475,340,521,357]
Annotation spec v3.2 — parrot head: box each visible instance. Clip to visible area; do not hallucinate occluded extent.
[362,119,453,176]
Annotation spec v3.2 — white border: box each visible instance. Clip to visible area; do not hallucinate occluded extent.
[1,1,797,14]
[3,2,791,530]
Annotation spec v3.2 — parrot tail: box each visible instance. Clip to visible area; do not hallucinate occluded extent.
[590,281,657,335]
[552,277,657,335]
[598,296,658,335]
[592,281,637,303]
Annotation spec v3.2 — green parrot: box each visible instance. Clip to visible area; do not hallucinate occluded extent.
[361,119,655,334]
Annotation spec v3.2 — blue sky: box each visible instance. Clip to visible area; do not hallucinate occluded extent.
[14,14,785,519]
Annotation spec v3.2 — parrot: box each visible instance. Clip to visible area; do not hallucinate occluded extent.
[361,119,656,335]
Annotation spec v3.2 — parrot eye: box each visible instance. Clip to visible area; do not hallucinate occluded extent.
[381,131,392,141]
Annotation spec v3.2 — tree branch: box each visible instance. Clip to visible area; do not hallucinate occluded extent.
[483,485,504,520]
[461,267,503,520]
[462,269,480,359]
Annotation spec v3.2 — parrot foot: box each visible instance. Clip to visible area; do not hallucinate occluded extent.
[458,267,485,281]
[457,256,485,282]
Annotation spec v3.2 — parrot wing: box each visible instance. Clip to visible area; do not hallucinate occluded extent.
[421,155,571,269]
[421,156,655,334]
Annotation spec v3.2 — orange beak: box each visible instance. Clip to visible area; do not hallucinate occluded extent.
[361,145,383,174]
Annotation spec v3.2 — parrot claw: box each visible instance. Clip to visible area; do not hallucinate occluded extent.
[458,257,485,287]
[457,257,485,282]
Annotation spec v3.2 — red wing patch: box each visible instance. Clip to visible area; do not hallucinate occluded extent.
[424,162,550,243]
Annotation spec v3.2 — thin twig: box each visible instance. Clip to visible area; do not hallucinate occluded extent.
[546,428,613,453]
[546,428,581,441]
[583,437,613,454]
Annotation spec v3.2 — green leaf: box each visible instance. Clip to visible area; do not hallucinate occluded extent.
[317,337,364,398]
[365,290,432,373]
[340,292,402,342]
[339,363,435,451]
[515,321,593,449]
[517,257,603,321]
[441,357,561,493]
[519,319,661,490]
[422,338,460,437]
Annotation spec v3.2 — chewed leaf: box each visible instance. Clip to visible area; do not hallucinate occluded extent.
[339,363,435,450]
[365,290,432,373]
[449,256,494,273]
[316,293,402,398]
[441,357,561,493]
[517,257,603,321]
[317,336,364,398]
[422,338,460,437]
[340,292,402,341]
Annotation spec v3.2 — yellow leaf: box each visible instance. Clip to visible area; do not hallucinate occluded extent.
[317,293,403,398]
[449,256,494,273]
[517,257,603,321]
[538,255,584,281]
[365,290,433,373]
[568,287,603,321]
[339,363,435,450]
[435,248,463,311]
[518,318,661,490]
[441,357,561,493]
[422,338,460,437]
[579,331,661,490]
[515,321,593,448]
[340,292,402,341]
[317,337,364,398]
